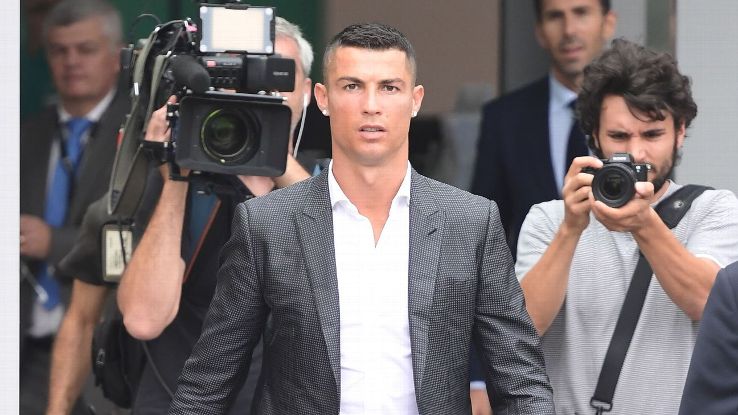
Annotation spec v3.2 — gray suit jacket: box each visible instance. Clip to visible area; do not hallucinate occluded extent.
[169,169,554,415]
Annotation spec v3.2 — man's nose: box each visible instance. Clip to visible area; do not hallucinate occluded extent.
[63,49,81,66]
[362,90,380,115]
[627,138,648,161]
[563,14,577,38]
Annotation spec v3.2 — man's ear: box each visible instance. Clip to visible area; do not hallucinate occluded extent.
[676,121,686,148]
[412,84,424,115]
[590,130,603,155]
[314,83,328,113]
[602,10,618,41]
[534,24,546,50]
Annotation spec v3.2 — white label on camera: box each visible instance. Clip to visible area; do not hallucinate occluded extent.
[103,225,133,283]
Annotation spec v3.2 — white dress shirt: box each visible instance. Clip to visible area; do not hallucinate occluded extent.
[329,161,419,415]
[548,74,579,193]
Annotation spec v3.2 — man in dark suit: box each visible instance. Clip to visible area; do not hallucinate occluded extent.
[20,0,126,337]
[470,0,616,257]
[679,261,738,415]
[19,0,127,412]
[169,23,554,415]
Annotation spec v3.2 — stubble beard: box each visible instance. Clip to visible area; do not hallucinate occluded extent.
[650,141,680,194]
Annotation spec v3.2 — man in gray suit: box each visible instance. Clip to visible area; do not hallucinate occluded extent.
[169,23,554,415]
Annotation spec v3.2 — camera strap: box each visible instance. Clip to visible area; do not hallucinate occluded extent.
[589,184,713,414]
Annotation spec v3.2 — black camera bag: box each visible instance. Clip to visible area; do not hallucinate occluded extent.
[91,307,145,408]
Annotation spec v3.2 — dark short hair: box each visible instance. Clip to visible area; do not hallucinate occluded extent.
[322,23,417,83]
[577,38,697,154]
[533,0,611,22]
[43,0,122,47]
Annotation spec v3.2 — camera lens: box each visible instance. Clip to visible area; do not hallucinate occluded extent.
[602,173,626,199]
[200,109,260,163]
[592,164,636,208]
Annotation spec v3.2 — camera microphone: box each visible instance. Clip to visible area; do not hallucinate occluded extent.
[170,55,211,94]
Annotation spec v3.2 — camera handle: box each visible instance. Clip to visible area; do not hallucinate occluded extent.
[164,101,188,182]
[140,101,189,181]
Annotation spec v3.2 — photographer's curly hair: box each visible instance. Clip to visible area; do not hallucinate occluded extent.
[577,38,697,157]
[322,23,417,84]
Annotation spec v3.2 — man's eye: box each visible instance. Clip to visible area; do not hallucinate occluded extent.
[381,85,398,92]
[79,45,99,55]
[48,47,64,57]
[344,84,358,91]
[643,130,664,139]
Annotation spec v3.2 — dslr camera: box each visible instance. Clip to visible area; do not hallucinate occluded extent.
[582,153,651,208]
[109,3,296,215]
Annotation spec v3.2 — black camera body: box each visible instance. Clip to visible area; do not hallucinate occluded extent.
[583,153,650,208]
[163,4,296,177]
[201,55,295,93]
[175,91,291,176]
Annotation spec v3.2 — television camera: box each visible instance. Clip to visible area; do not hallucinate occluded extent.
[109,3,296,217]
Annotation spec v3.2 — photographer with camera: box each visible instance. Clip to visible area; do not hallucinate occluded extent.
[46,16,315,415]
[515,38,738,414]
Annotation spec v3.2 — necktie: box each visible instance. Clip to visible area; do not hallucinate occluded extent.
[565,100,588,175]
[37,117,92,309]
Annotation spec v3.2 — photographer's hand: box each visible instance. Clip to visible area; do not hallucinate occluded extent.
[119,95,190,340]
[144,95,190,178]
[561,156,602,234]
[596,180,722,321]
[590,181,655,233]
[518,156,602,335]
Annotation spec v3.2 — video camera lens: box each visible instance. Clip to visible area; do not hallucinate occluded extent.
[176,92,292,176]
[200,109,260,163]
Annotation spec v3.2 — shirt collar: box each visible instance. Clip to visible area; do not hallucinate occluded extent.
[328,160,412,210]
[549,73,578,110]
[57,88,117,124]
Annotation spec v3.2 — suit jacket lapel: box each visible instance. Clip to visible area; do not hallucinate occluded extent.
[295,171,342,392]
[70,91,130,224]
[407,170,443,396]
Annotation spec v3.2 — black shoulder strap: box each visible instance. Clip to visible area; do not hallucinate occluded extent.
[654,185,713,229]
[590,184,712,414]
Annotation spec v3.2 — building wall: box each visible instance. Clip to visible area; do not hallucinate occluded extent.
[323,0,501,115]
[674,1,738,195]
